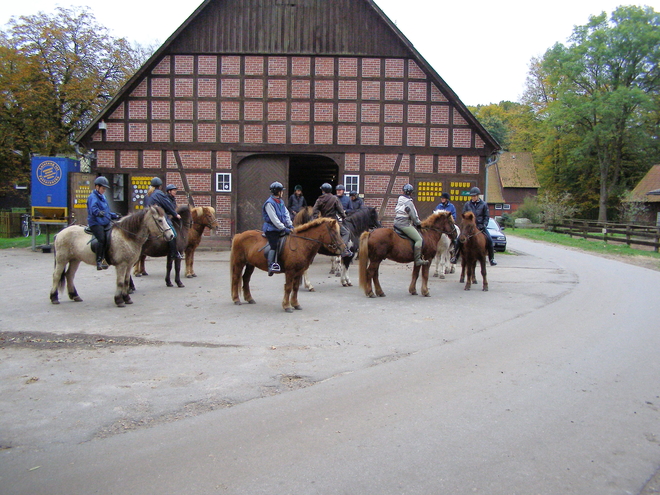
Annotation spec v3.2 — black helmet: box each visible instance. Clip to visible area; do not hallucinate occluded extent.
[403,184,414,195]
[270,181,284,194]
[94,176,111,188]
[166,184,178,192]
[336,184,345,191]
[151,177,163,187]
[441,192,450,200]
[469,187,481,196]
[349,190,358,197]
[294,185,302,191]
[320,183,332,193]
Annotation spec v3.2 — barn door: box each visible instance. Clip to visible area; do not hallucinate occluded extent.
[237,155,289,233]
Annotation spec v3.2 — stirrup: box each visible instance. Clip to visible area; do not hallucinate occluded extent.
[449,256,457,264]
[268,262,281,276]
[415,258,430,266]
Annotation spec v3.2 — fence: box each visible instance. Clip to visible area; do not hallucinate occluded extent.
[0,211,25,238]
[549,219,660,252]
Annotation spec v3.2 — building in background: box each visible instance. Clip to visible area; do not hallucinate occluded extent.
[486,152,539,217]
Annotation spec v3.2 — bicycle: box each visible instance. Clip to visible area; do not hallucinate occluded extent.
[21,214,41,237]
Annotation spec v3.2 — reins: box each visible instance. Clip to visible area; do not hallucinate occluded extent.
[111,211,173,241]
[287,222,341,252]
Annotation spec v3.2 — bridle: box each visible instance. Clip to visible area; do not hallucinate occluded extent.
[111,209,173,240]
[288,221,343,253]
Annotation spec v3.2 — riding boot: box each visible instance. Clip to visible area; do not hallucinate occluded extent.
[486,233,497,265]
[413,245,429,266]
[168,238,182,259]
[450,239,461,264]
[267,250,280,276]
[96,255,104,271]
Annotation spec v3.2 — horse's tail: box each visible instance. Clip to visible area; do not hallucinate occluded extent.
[358,231,370,292]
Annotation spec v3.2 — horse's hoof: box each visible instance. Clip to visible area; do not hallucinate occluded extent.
[294,305,302,310]
[51,300,60,305]
[284,307,294,313]
[423,293,431,297]
[177,283,185,288]
[186,274,194,279]
[128,288,135,294]
[234,301,241,305]
[115,301,125,307]
[410,291,417,296]
[368,293,376,298]
[378,293,386,297]
[248,299,256,304]
[440,274,445,279]
[308,287,316,292]
[124,299,133,304]
[134,273,142,278]
[192,273,197,277]
[433,273,438,278]
[483,287,489,292]
[347,282,353,287]
[166,282,173,287]
[73,296,83,302]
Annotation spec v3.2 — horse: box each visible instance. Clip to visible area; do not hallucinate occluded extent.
[185,206,219,278]
[459,211,489,291]
[433,225,461,279]
[358,210,455,298]
[133,205,192,288]
[230,217,343,312]
[50,206,174,307]
[294,207,381,290]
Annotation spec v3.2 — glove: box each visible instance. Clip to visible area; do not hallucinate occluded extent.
[98,211,105,217]
[284,228,292,234]
[415,221,421,227]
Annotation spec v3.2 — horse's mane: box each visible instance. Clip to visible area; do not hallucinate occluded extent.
[116,206,165,237]
[344,207,375,233]
[421,209,452,229]
[293,206,314,227]
[461,211,479,234]
[293,216,336,234]
[175,205,192,226]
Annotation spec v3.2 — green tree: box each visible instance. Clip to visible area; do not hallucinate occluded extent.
[469,101,541,153]
[0,7,151,195]
[524,6,660,221]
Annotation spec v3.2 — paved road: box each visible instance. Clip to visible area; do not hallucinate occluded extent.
[1,236,659,494]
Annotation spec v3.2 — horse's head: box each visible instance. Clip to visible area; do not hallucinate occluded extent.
[368,207,382,229]
[193,206,219,232]
[462,211,476,225]
[293,217,343,255]
[148,206,175,241]
[423,210,455,235]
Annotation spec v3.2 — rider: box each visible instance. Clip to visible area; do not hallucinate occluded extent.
[287,184,307,218]
[145,178,182,260]
[435,192,459,260]
[348,190,364,211]
[451,187,497,266]
[312,183,352,258]
[263,181,294,276]
[87,176,120,270]
[335,184,352,213]
[394,184,429,266]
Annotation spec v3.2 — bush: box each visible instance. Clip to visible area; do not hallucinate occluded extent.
[538,192,578,226]
[513,196,541,223]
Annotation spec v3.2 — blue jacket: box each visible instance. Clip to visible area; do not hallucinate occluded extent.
[262,196,293,232]
[145,189,178,217]
[337,194,352,211]
[87,189,118,227]
[434,201,457,221]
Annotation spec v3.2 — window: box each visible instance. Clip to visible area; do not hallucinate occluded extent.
[344,175,359,194]
[216,173,231,192]
[503,204,511,210]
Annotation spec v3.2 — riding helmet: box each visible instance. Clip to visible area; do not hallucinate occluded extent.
[403,183,414,195]
[151,177,163,187]
[294,185,302,191]
[336,184,345,191]
[270,181,284,194]
[469,187,481,196]
[320,183,332,193]
[349,190,358,197]
[94,176,111,188]
[166,184,178,192]
[441,192,450,200]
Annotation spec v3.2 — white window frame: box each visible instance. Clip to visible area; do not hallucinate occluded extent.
[216,173,232,192]
[344,174,359,194]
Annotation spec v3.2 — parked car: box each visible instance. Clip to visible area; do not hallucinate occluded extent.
[487,218,507,252]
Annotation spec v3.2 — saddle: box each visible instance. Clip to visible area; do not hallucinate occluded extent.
[84,225,113,256]
[260,231,288,259]
[392,226,420,249]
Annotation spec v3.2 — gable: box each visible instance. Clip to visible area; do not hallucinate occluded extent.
[497,152,539,189]
[629,164,660,203]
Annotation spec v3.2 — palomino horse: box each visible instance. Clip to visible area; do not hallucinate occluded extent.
[50,206,174,307]
[433,225,461,279]
[185,206,219,278]
[294,207,381,290]
[459,211,489,291]
[358,210,455,298]
[133,206,192,288]
[230,217,342,312]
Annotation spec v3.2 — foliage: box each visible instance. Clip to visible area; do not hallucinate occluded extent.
[0,7,152,196]
[617,192,649,223]
[523,6,660,222]
[468,101,541,152]
[512,196,541,223]
[537,192,578,226]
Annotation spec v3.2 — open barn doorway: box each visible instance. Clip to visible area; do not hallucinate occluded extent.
[287,155,339,207]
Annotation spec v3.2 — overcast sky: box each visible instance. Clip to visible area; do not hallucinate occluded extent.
[2,0,659,106]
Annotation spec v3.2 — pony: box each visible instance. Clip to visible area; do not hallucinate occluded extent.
[294,207,381,290]
[433,225,461,279]
[458,211,489,291]
[358,210,455,298]
[50,206,174,307]
[133,205,192,288]
[185,206,219,278]
[230,217,342,312]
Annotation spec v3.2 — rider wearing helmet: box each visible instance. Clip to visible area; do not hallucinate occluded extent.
[335,184,352,212]
[263,181,294,275]
[348,190,364,211]
[394,183,429,266]
[312,183,352,258]
[87,176,120,270]
[451,186,497,266]
[145,177,183,259]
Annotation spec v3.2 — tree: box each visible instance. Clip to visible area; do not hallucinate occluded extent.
[524,6,660,221]
[0,7,151,195]
[469,101,541,153]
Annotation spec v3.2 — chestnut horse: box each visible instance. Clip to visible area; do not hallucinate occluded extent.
[459,211,488,291]
[185,206,219,278]
[358,210,455,298]
[230,217,342,312]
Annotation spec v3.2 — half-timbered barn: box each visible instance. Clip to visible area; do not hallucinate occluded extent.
[76,0,500,242]
[486,152,540,216]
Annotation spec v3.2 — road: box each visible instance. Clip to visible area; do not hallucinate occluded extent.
[1,235,659,494]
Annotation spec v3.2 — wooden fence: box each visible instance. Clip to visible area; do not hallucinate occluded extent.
[0,212,24,238]
[549,219,660,252]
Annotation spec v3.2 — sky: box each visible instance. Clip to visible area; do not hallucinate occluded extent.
[2,0,659,106]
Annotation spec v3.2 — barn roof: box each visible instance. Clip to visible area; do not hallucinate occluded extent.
[628,164,660,203]
[76,0,499,149]
[497,152,540,188]
[486,163,505,203]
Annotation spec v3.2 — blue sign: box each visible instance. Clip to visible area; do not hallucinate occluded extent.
[35,160,63,187]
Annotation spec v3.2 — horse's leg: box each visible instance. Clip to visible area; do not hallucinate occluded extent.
[370,260,385,297]
[282,272,294,313]
[114,265,127,307]
[472,259,478,285]
[460,259,466,284]
[185,247,196,278]
[65,260,83,302]
[302,269,315,292]
[165,257,174,287]
[128,275,135,294]
[421,263,431,297]
[242,264,256,304]
[174,258,185,288]
[122,267,134,304]
[231,261,244,304]
[341,257,352,287]
[50,260,66,304]
[409,264,420,295]
[464,259,474,291]
[291,273,303,310]
[433,251,440,278]
[481,257,488,291]
[133,254,144,277]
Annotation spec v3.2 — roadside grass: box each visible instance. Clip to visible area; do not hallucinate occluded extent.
[508,228,660,261]
[0,235,49,250]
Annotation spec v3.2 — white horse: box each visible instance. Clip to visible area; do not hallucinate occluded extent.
[433,224,460,279]
[50,206,174,307]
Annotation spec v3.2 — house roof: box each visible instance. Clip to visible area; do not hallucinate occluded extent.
[497,152,540,189]
[486,163,505,203]
[628,165,660,203]
[75,0,500,150]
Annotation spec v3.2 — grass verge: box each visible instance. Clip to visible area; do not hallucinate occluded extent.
[0,235,49,250]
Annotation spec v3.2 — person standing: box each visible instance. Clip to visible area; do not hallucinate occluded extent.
[348,191,364,211]
[393,184,429,266]
[287,185,307,218]
[312,182,352,258]
[145,177,182,259]
[451,187,497,266]
[87,176,120,270]
[262,181,293,275]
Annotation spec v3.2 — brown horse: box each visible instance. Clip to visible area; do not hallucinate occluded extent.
[185,206,219,278]
[459,211,489,291]
[50,206,174,307]
[230,217,342,312]
[358,210,455,298]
